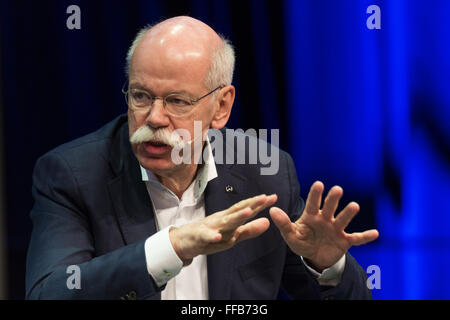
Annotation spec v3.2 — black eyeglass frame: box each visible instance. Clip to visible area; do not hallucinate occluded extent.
[121,82,224,117]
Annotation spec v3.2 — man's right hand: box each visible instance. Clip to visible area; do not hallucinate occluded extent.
[169,194,278,266]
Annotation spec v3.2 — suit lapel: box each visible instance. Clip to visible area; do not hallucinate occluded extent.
[205,164,251,300]
[107,121,158,246]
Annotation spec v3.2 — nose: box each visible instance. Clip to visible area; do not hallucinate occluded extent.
[145,97,170,128]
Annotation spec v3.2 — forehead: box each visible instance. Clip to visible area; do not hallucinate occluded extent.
[129,27,212,92]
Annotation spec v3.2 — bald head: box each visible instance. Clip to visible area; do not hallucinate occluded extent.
[144,16,222,54]
[126,16,235,90]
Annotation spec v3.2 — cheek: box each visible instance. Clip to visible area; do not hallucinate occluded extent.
[188,103,216,129]
[127,110,148,135]
[127,110,137,132]
[171,115,211,142]
[127,119,134,142]
[170,118,194,139]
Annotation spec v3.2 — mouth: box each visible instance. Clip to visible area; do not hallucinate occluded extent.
[147,140,169,147]
[142,140,172,156]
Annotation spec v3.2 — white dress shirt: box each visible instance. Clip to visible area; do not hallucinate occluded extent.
[142,138,345,299]
[143,138,217,299]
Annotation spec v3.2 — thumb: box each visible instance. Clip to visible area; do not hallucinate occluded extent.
[269,207,294,236]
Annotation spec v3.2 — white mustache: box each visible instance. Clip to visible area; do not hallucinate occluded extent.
[130,125,185,147]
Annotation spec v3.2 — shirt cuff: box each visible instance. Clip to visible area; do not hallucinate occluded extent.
[144,226,183,288]
[301,255,346,287]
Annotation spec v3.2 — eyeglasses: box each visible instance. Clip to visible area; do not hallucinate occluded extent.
[122,82,224,117]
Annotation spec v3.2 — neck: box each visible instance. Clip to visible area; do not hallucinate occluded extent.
[156,163,199,199]
[154,138,207,199]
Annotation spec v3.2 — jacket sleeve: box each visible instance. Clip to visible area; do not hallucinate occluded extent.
[26,151,160,300]
[281,152,372,300]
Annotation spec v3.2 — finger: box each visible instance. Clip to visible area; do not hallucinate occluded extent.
[220,207,253,232]
[221,194,277,232]
[304,181,324,215]
[346,229,379,246]
[250,194,278,214]
[224,194,267,216]
[334,202,360,230]
[235,217,270,242]
[269,206,295,236]
[321,186,343,220]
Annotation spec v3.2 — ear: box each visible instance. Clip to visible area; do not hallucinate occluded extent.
[210,85,235,129]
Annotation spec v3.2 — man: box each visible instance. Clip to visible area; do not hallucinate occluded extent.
[26,16,378,300]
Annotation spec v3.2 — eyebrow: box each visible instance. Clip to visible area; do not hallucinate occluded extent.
[129,83,153,93]
[129,82,192,97]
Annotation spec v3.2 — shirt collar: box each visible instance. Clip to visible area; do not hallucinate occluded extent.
[140,135,218,200]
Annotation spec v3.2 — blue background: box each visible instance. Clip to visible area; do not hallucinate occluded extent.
[1,0,449,299]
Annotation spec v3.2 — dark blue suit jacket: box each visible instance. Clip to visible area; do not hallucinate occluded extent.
[26,115,371,300]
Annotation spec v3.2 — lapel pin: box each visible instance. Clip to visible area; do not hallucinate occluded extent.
[225,185,234,193]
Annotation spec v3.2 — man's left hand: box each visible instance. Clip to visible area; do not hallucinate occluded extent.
[269,181,379,272]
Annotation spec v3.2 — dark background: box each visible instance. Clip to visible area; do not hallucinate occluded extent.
[1,0,449,299]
